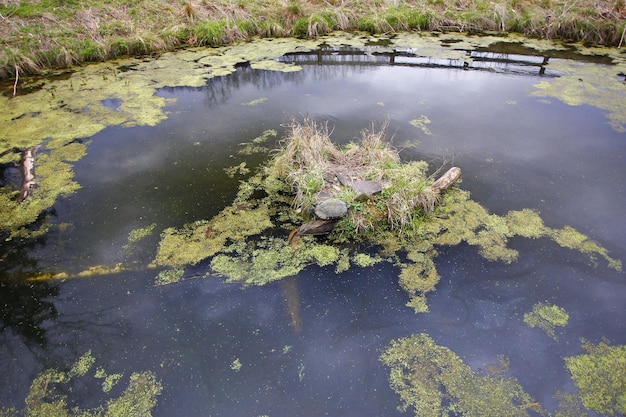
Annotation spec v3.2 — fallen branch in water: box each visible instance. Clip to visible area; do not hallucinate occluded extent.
[429,166,462,194]
[17,146,37,202]
[13,64,19,97]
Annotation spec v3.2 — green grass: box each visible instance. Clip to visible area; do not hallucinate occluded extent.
[1,0,625,79]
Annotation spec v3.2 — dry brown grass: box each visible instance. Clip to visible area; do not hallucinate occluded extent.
[0,0,624,79]
[270,118,443,233]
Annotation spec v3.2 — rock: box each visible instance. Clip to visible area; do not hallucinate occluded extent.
[314,198,349,219]
[351,180,382,196]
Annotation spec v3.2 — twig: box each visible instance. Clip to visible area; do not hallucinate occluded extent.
[13,64,19,97]
[619,24,626,49]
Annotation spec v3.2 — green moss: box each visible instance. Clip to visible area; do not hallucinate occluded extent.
[380,333,541,417]
[523,302,569,339]
[564,340,626,416]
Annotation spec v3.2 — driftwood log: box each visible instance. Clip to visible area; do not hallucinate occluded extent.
[429,167,462,194]
[16,146,37,203]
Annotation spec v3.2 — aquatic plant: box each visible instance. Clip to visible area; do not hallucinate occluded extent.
[564,340,626,416]
[379,333,543,417]
[123,223,157,251]
[523,302,569,339]
[0,350,163,417]
[153,118,621,313]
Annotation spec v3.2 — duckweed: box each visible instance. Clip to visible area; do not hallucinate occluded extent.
[564,340,626,416]
[2,351,162,417]
[123,223,157,251]
[531,60,626,132]
[524,302,569,339]
[380,333,541,417]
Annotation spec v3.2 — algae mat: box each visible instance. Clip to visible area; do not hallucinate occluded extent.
[2,32,626,238]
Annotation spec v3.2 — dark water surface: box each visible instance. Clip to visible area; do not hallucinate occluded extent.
[1,44,625,416]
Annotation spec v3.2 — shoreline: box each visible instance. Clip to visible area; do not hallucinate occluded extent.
[1,0,625,81]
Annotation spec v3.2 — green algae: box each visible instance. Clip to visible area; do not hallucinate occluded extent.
[3,31,622,241]
[155,268,185,286]
[564,340,626,416]
[95,368,124,393]
[409,115,432,136]
[152,119,621,312]
[523,302,569,339]
[224,162,251,178]
[379,333,542,417]
[1,142,85,239]
[238,129,276,155]
[0,350,162,417]
[230,358,242,371]
[123,223,157,251]
[242,97,268,106]
[531,59,626,132]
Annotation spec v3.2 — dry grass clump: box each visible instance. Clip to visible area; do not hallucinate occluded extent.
[1,0,625,79]
[270,118,440,234]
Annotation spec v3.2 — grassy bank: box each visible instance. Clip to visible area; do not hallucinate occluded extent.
[1,0,625,80]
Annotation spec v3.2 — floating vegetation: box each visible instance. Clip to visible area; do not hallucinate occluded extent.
[123,223,157,251]
[238,129,277,155]
[379,333,543,417]
[409,115,432,135]
[0,350,162,417]
[230,358,242,371]
[523,302,569,339]
[564,340,626,417]
[2,32,623,240]
[224,162,251,178]
[531,59,626,132]
[0,142,85,239]
[154,118,621,312]
[242,97,268,106]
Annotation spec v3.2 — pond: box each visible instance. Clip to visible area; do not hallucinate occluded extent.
[0,32,625,416]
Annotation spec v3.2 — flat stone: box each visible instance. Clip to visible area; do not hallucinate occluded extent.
[351,180,382,195]
[314,198,349,219]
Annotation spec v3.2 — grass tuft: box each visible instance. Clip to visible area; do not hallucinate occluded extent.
[1,0,625,78]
